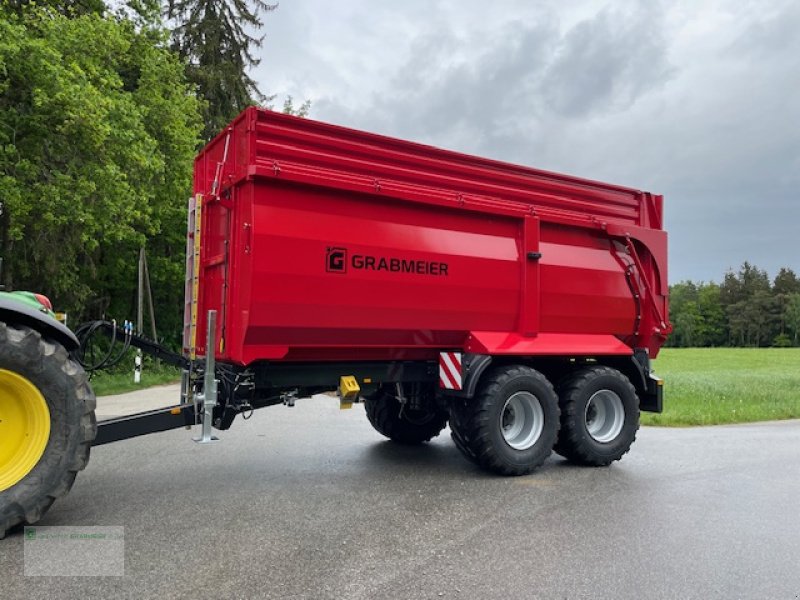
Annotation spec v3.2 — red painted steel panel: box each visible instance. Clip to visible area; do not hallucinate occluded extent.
[190,107,670,365]
[466,332,634,356]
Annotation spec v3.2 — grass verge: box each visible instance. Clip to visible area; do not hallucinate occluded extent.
[89,362,181,397]
[641,348,800,426]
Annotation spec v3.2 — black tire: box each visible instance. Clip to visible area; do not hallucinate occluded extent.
[449,365,559,476]
[364,385,448,445]
[0,323,97,539]
[554,366,639,466]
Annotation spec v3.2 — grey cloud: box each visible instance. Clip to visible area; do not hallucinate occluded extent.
[318,5,674,157]
[315,17,556,158]
[729,0,800,59]
[541,5,674,116]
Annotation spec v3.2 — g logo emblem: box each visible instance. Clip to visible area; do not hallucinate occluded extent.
[326,247,347,273]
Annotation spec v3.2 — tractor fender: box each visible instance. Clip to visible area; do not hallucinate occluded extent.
[0,296,79,351]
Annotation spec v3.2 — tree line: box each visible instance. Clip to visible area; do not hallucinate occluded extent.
[0,1,306,347]
[668,263,800,348]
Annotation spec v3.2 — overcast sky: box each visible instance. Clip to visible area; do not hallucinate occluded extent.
[252,0,799,284]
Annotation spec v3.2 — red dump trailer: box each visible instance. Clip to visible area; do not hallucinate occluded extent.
[0,107,670,537]
[186,106,670,473]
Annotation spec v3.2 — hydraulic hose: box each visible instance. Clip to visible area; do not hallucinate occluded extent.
[73,319,133,374]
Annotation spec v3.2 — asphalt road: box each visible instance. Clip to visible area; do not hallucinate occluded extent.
[2,392,800,599]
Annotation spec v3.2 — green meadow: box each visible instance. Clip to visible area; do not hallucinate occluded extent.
[642,348,800,426]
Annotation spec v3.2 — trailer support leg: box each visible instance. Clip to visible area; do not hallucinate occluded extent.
[193,310,219,444]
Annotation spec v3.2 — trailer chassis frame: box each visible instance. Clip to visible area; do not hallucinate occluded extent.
[91,311,661,447]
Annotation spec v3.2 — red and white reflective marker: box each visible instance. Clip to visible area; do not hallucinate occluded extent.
[439,352,463,390]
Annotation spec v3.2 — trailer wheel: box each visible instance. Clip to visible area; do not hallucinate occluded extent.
[364,385,448,445]
[450,365,559,476]
[554,366,639,466]
[0,323,96,539]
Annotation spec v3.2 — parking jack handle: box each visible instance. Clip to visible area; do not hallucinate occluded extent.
[193,310,220,444]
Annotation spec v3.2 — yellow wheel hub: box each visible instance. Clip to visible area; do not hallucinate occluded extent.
[0,369,51,492]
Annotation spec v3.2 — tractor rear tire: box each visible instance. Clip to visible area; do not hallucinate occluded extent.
[364,385,448,445]
[554,366,639,466]
[0,323,97,539]
[449,365,559,476]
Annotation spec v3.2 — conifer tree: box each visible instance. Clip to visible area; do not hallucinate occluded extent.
[167,0,276,140]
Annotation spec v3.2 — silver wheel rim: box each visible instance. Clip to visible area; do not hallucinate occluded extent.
[500,391,545,450]
[585,390,625,443]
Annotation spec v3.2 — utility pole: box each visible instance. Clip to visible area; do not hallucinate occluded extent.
[137,247,145,335]
[142,249,158,341]
[136,248,145,383]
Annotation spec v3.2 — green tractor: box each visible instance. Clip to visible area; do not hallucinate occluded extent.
[0,290,97,538]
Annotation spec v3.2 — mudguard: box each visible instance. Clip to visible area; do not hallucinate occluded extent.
[0,295,79,351]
